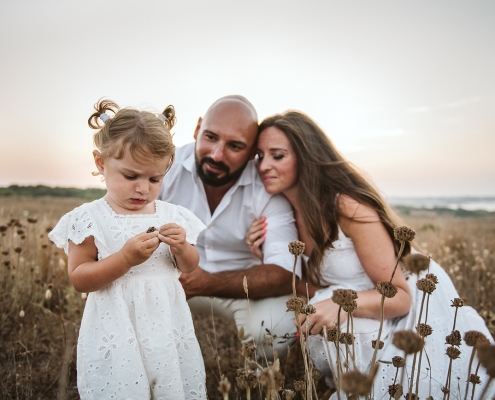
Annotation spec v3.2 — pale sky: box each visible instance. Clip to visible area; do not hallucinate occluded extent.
[1,0,494,197]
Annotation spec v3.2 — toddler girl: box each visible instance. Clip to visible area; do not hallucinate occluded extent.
[49,99,207,399]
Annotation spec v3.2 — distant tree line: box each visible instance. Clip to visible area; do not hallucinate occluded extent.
[0,185,106,200]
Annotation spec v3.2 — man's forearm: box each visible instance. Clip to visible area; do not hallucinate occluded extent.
[204,264,293,299]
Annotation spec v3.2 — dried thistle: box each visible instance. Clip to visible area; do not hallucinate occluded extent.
[218,375,231,397]
[394,226,416,242]
[469,374,481,384]
[392,330,424,354]
[27,217,38,223]
[0,226,7,233]
[417,323,433,337]
[446,346,461,359]
[282,389,296,400]
[425,273,439,284]
[339,332,354,345]
[392,356,406,368]
[293,380,305,392]
[312,368,321,382]
[14,247,22,254]
[19,309,25,318]
[288,241,305,256]
[477,344,495,376]
[376,281,398,298]
[388,383,403,399]
[146,226,156,233]
[332,288,358,307]
[301,304,316,315]
[286,297,306,313]
[445,330,462,346]
[236,369,258,389]
[405,393,419,400]
[326,326,338,342]
[45,289,53,299]
[372,340,384,349]
[416,278,436,294]
[241,342,256,359]
[464,331,487,347]
[451,298,464,308]
[341,370,373,396]
[403,253,430,274]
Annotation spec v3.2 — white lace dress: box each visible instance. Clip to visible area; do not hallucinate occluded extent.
[308,225,494,400]
[49,199,207,400]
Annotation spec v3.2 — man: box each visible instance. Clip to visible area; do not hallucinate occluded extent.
[159,95,300,358]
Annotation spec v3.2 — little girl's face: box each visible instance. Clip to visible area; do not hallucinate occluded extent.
[94,146,171,214]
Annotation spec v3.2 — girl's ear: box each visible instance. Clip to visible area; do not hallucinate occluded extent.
[93,150,105,174]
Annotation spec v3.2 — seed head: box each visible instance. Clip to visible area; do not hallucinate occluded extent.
[451,298,464,308]
[469,374,481,384]
[392,330,424,354]
[339,332,354,345]
[302,304,316,315]
[405,393,419,400]
[376,281,398,298]
[283,389,296,400]
[341,370,373,396]
[388,384,403,399]
[312,368,321,381]
[14,247,22,254]
[464,331,487,347]
[425,273,439,284]
[445,330,462,346]
[146,226,156,233]
[286,297,306,313]
[243,276,248,295]
[392,356,406,368]
[343,300,358,313]
[45,289,52,300]
[403,253,430,275]
[19,310,25,318]
[477,344,495,377]
[259,367,284,390]
[236,369,258,389]
[81,292,88,300]
[0,226,7,233]
[418,323,433,337]
[2,251,8,256]
[241,342,256,358]
[394,226,416,242]
[332,288,358,307]
[218,376,231,395]
[27,217,38,224]
[372,340,384,349]
[293,380,305,392]
[264,333,274,346]
[416,278,436,294]
[325,326,338,342]
[288,241,305,256]
[446,346,461,359]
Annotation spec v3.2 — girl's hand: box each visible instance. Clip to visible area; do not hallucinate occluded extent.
[245,216,267,260]
[296,298,347,336]
[120,231,160,268]
[158,223,187,256]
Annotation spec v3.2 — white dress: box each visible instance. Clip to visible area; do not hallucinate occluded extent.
[49,199,207,400]
[308,225,495,400]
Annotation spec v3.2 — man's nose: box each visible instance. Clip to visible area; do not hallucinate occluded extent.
[210,143,225,161]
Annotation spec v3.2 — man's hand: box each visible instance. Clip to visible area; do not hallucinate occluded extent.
[119,231,160,269]
[179,266,211,299]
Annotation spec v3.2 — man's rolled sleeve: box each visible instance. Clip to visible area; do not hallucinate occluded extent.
[261,193,302,278]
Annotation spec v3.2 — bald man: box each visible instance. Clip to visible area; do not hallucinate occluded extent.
[159,96,300,359]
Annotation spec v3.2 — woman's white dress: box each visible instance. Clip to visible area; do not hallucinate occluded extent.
[49,199,207,400]
[308,225,494,400]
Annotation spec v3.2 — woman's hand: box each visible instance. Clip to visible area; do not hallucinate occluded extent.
[119,231,160,268]
[245,216,267,260]
[296,298,347,336]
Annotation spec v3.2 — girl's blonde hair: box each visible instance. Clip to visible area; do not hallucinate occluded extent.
[88,99,176,169]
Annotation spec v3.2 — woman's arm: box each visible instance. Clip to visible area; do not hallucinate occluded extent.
[68,231,160,293]
[299,194,411,335]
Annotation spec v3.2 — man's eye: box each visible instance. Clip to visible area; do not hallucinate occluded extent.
[124,175,137,180]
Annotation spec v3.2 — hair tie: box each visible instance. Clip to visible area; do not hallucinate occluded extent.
[99,113,110,123]
[157,114,166,123]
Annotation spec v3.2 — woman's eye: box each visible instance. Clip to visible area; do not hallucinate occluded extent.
[255,154,263,162]
[273,154,284,160]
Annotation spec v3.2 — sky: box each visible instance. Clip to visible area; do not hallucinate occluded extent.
[0,0,494,198]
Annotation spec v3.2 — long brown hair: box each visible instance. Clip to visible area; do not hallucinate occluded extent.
[258,111,410,287]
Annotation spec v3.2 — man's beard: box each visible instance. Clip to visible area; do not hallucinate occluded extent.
[195,154,248,187]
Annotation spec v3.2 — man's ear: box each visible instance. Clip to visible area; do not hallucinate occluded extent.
[93,150,105,174]
[193,117,202,140]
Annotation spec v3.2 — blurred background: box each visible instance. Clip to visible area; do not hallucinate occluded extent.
[1,0,494,200]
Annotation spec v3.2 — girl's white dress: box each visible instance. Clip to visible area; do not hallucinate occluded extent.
[308,225,495,400]
[49,199,207,400]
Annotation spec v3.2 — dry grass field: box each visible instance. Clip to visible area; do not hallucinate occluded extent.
[0,196,494,400]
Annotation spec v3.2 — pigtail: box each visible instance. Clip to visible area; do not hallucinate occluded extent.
[159,105,176,130]
[88,99,120,129]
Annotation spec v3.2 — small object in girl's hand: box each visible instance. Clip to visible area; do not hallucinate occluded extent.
[146,227,156,233]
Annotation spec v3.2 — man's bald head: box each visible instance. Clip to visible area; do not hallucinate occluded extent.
[203,95,258,126]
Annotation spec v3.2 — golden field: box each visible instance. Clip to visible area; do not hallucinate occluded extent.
[0,196,494,400]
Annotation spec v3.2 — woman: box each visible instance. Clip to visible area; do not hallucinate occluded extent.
[247,111,494,399]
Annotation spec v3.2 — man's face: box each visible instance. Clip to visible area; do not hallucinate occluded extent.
[194,102,257,187]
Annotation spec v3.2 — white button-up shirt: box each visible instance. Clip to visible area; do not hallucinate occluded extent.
[159,143,301,277]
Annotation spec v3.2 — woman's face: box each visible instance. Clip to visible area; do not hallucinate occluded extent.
[256,126,298,195]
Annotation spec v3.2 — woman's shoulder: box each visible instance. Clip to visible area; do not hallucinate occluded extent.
[337,194,379,222]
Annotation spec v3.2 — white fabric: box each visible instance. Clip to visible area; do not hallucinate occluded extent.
[49,199,207,400]
[159,143,301,277]
[308,226,495,400]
